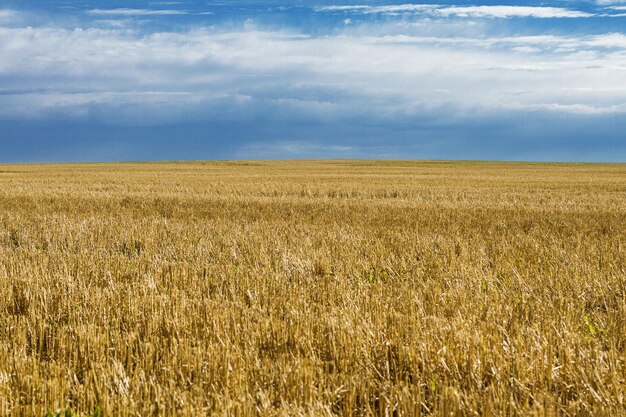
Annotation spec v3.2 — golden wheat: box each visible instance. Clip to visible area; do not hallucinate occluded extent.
[0,160,625,416]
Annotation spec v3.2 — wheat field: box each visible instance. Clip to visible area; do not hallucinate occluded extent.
[0,160,625,416]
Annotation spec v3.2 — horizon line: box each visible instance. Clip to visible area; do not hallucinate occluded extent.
[1,158,625,166]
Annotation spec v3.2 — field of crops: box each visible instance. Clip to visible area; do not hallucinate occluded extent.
[1,161,625,416]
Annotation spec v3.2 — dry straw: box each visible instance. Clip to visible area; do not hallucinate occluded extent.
[0,161,624,416]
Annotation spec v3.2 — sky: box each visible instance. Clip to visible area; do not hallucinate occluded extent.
[1,1,626,162]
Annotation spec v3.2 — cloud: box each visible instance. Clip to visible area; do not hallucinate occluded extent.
[86,8,187,16]
[435,6,593,19]
[586,32,626,47]
[367,33,626,52]
[1,23,626,128]
[0,9,16,22]
[607,5,626,10]
[316,5,437,14]
[316,5,593,18]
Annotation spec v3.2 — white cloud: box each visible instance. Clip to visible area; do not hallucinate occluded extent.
[1,23,626,125]
[586,32,626,47]
[0,9,15,22]
[316,4,592,18]
[506,102,626,114]
[435,6,592,19]
[86,9,187,16]
[316,5,438,14]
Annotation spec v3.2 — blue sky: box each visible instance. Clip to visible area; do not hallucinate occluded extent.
[1,1,626,162]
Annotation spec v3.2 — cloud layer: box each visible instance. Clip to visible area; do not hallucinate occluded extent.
[2,24,625,121]
[86,9,188,16]
[317,5,594,18]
